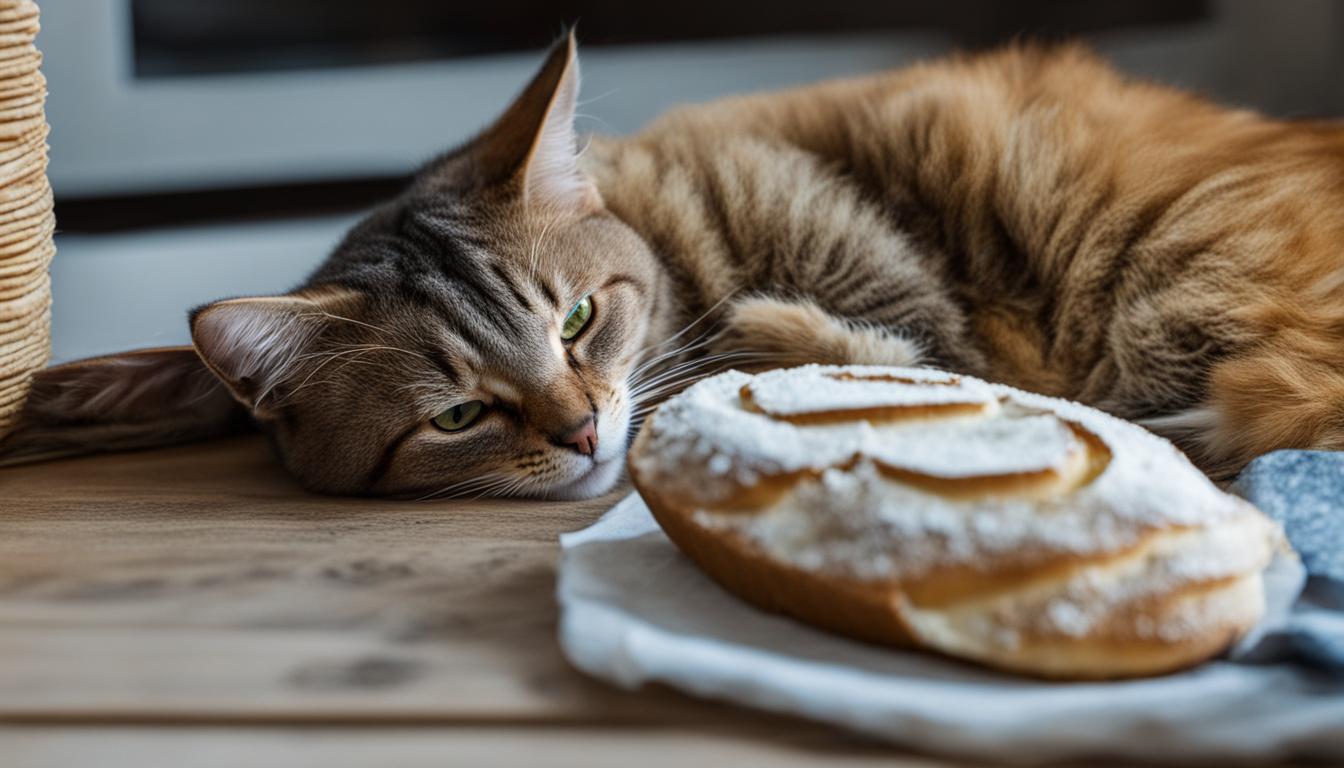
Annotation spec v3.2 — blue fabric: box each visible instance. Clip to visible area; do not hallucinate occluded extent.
[1232,450,1344,672]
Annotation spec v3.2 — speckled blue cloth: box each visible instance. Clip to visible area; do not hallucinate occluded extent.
[1232,450,1344,672]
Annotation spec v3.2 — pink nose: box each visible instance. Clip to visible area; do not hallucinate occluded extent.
[559,417,598,456]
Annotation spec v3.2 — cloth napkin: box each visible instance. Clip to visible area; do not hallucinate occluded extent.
[557,482,1343,763]
[1232,450,1344,671]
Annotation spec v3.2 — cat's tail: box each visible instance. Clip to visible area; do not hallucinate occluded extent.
[0,346,252,467]
[1143,339,1344,480]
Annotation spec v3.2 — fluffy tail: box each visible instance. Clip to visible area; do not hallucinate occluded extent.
[1144,342,1344,479]
[0,347,252,467]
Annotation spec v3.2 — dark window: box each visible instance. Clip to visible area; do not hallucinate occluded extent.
[130,0,1207,78]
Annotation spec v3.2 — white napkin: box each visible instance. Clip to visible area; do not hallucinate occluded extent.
[557,493,1343,764]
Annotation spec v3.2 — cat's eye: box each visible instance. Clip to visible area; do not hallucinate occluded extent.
[432,400,484,432]
[560,295,593,341]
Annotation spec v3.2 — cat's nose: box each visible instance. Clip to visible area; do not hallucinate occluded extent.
[557,417,598,456]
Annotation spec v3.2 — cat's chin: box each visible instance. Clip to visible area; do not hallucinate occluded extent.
[541,455,627,500]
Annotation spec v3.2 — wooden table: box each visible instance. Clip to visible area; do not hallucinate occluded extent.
[0,436,1115,766]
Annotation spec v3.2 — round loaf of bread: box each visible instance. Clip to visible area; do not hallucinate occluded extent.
[627,364,1285,679]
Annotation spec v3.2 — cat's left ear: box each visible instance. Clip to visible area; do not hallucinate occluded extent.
[190,288,355,418]
[479,30,602,213]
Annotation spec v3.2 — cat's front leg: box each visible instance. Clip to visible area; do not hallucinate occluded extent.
[713,294,924,370]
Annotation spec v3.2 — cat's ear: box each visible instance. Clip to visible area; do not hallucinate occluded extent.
[477,30,601,213]
[190,293,330,416]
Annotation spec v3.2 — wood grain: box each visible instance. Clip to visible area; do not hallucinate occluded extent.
[0,436,962,766]
[3,726,928,768]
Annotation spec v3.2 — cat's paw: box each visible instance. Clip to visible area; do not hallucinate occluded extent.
[718,295,923,368]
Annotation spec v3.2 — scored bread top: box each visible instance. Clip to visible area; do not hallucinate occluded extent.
[744,366,994,417]
[629,365,1285,670]
[630,365,1276,587]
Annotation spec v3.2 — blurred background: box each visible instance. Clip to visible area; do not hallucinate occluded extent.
[39,0,1344,362]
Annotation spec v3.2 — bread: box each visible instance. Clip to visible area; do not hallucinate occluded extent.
[627,365,1284,679]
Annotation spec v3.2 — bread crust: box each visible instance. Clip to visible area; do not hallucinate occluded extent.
[628,365,1280,680]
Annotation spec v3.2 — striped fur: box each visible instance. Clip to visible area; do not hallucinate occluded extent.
[6,36,1343,494]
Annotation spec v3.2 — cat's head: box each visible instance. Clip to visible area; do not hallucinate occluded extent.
[187,35,664,498]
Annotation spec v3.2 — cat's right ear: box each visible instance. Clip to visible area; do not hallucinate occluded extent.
[472,30,601,213]
[190,294,328,416]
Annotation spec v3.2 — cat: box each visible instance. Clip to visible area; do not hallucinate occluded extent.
[5,33,1344,498]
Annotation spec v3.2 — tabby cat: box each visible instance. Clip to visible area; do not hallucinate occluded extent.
[6,34,1344,498]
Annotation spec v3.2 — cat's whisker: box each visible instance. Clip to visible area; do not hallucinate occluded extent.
[631,289,740,361]
[575,132,596,160]
[417,470,511,502]
[392,380,440,396]
[300,310,398,339]
[289,343,422,365]
[417,477,481,502]
[263,347,374,404]
[633,347,729,384]
[628,330,718,383]
[277,342,432,402]
[528,213,561,282]
[496,475,536,500]
[339,343,425,359]
[629,350,769,399]
[632,331,715,376]
[628,352,777,412]
[470,473,528,500]
[279,346,410,402]
[575,87,618,109]
[628,330,739,393]
[625,294,752,393]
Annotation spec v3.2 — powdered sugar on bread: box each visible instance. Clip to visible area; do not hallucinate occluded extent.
[629,364,1286,678]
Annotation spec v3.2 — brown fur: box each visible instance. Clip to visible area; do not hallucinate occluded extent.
[5,38,1343,493]
[585,43,1344,478]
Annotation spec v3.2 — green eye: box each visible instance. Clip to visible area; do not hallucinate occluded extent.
[560,295,593,341]
[432,400,484,432]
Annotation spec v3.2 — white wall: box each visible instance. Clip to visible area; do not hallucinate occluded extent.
[39,0,1344,362]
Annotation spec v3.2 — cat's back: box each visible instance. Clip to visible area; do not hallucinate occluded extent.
[623,42,1344,246]
[591,44,1344,409]
[853,46,1344,399]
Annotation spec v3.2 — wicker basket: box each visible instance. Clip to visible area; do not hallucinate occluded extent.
[0,0,49,438]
